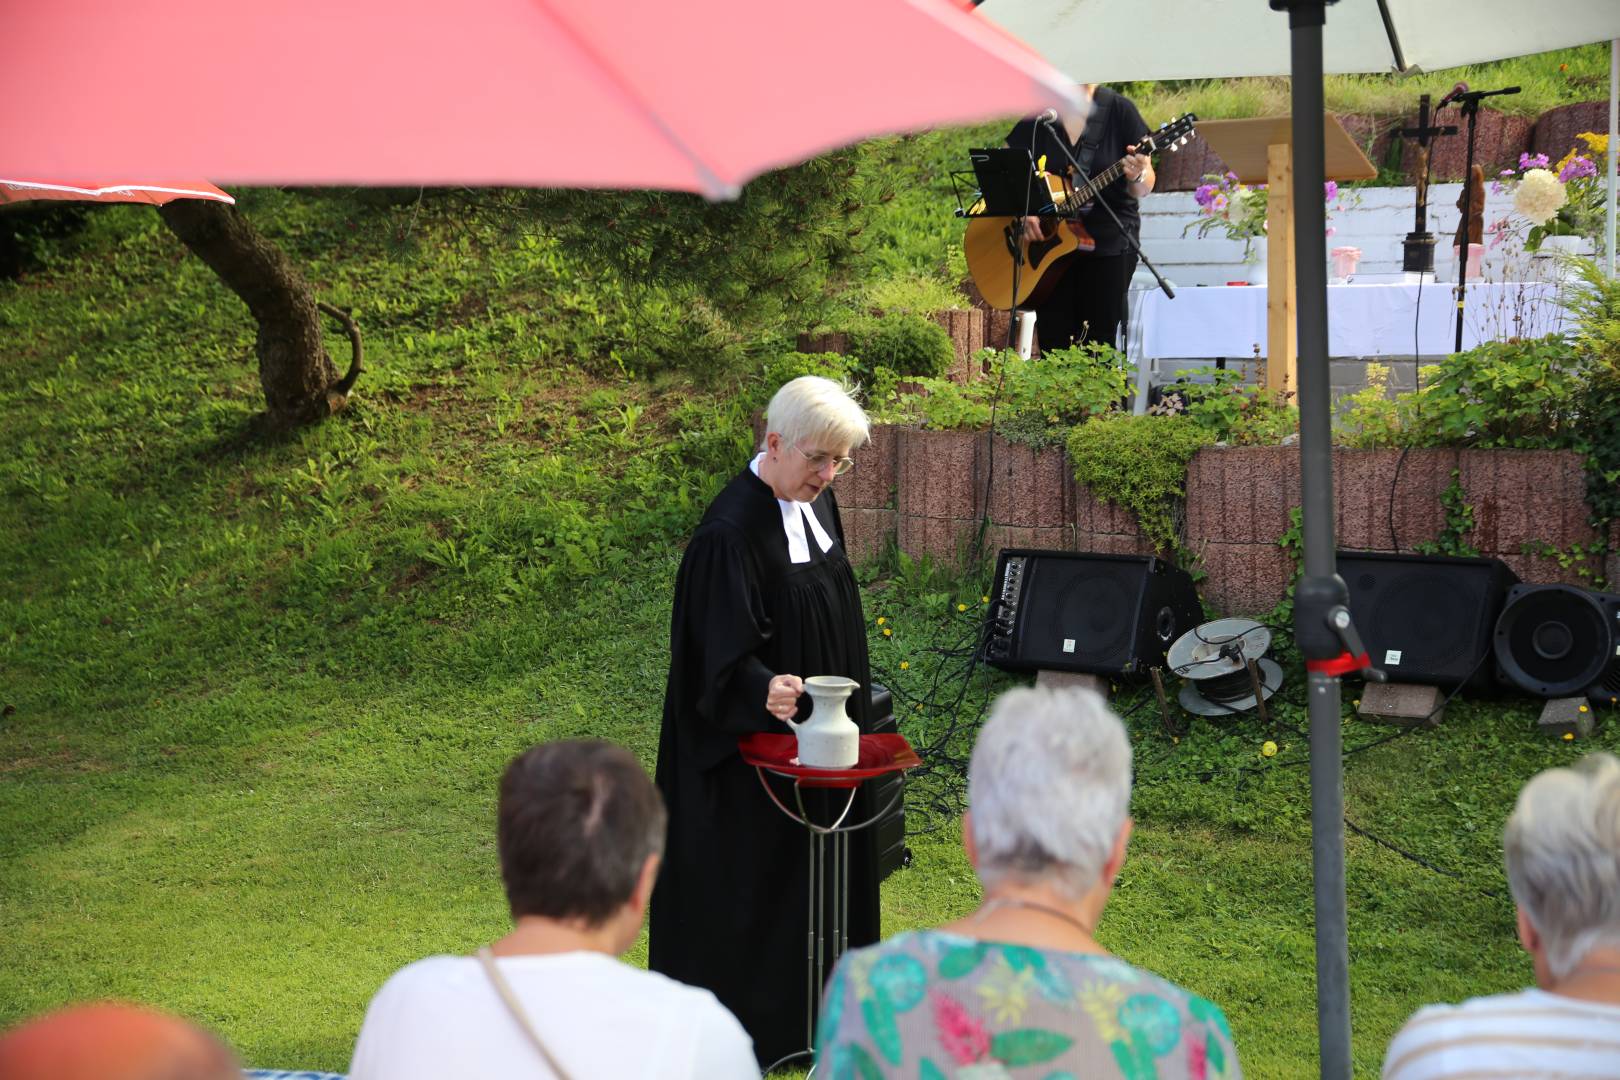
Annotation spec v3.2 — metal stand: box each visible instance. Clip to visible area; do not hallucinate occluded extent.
[751,763,912,1075]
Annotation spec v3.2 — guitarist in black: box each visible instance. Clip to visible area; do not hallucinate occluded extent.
[1009,84,1154,353]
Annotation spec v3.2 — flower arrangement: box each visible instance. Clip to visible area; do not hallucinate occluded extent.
[1490,134,1611,251]
[1186,172,1348,258]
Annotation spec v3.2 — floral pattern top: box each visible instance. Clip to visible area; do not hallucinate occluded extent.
[815,929,1241,1080]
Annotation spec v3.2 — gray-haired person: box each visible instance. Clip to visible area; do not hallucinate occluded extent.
[650,375,881,1069]
[815,685,1242,1078]
[350,739,758,1080]
[1383,752,1620,1079]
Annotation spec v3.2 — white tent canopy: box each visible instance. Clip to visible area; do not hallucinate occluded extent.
[978,0,1620,82]
[978,0,1620,274]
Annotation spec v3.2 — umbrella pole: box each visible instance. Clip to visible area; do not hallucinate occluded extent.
[1274,2,1353,1077]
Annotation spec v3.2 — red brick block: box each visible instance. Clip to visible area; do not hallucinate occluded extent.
[985,438,1070,529]
[897,428,985,521]
[842,423,898,510]
[930,309,987,386]
[840,508,896,566]
[897,514,980,564]
[1198,543,1294,616]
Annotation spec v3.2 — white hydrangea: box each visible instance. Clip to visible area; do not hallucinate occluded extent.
[1513,168,1567,226]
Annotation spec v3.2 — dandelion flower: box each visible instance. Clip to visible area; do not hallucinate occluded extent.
[900,661,910,670]
[1513,168,1566,226]
[981,596,989,604]
[883,627,892,637]
[876,616,885,625]
[1563,732,1576,741]
[957,603,967,612]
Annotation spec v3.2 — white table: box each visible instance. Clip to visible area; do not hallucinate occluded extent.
[1137,280,1567,360]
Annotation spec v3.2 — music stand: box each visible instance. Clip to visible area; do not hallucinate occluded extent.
[964,147,1059,216]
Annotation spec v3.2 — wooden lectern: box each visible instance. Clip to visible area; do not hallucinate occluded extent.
[1196,116,1375,395]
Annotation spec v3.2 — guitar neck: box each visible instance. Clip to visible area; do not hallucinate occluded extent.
[1051,149,1144,215]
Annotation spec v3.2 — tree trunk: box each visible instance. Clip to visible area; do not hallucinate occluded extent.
[157,199,346,427]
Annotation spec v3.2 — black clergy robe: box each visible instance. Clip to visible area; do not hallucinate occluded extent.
[648,466,879,1069]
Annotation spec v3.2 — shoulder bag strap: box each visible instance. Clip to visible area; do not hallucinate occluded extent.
[475,947,575,1080]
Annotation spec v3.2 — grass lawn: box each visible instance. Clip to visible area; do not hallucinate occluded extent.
[3,126,1618,1078]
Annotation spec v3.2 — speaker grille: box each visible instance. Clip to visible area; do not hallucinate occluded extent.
[1339,552,1517,688]
[1494,585,1616,698]
[1033,569,1134,667]
[1366,571,1478,673]
[983,549,1201,674]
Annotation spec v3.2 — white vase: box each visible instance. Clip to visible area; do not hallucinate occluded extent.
[1244,237,1268,285]
[785,676,861,768]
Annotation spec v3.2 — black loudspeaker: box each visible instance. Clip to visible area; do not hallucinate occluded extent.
[1336,551,1519,689]
[1493,585,1620,702]
[867,683,910,883]
[982,550,1203,674]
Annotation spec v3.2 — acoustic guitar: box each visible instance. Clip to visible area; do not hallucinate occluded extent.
[963,113,1197,311]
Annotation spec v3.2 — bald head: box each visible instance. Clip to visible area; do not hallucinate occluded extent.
[0,1003,240,1080]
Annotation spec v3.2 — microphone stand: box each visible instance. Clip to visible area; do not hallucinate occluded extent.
[1039,116,1176,304]
[1450,85,1520,353]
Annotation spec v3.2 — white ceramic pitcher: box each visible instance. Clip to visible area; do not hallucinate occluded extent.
[784,675,861,768]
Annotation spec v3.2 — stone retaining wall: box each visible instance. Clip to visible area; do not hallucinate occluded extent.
[836,426,1614,615]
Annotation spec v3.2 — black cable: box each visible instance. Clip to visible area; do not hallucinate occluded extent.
[1344,816,1504,901]
[1387,444,1409,552]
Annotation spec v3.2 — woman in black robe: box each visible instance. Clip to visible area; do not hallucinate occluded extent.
[649,376,878,1070]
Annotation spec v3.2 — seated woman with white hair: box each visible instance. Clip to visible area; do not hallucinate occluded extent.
[815,685,1242,1078]
[1383,752,1620,1079]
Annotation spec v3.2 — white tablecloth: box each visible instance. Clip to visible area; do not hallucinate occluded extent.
[1137,281,1567,359]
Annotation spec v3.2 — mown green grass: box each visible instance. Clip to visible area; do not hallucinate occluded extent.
[3,96,1619,1078]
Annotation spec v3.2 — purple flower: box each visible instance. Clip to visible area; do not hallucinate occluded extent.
[1519,152,1551,169]
[1223,171,1239,184]
[1323,180,1338,202]
[1558,155,1597,183]
[1194,183,1217,208]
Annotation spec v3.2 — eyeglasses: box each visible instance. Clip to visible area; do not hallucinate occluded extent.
[792,443,855,476]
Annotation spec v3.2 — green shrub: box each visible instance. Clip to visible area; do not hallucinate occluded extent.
[1564,259,1620,522]
[868,343,1131,446]
[752,351,855,410]
[1161,368,1297,445]
[1067,414,1214,557]
[1408,334,1584,448]
[1334,362,1426,448]
[848,312,956,380]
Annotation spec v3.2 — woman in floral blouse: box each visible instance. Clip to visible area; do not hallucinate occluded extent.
[815,685,1241,1079]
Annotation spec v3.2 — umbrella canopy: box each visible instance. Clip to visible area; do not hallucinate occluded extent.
[0,179,233,206]
[1,0,1078,200]
[979,0,1620,82]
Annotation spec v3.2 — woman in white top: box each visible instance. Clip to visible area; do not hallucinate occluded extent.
[1383,752,1620,1079]
[350,739,759,1080]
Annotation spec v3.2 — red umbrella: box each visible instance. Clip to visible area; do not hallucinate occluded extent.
[2,0,1077,199]
[0,179,233,206]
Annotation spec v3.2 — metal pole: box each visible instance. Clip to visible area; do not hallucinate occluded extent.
[1608,38,1617,279]
[1274,1,1352,1076]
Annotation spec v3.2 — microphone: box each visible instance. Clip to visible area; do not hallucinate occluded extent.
[1435,82,1468,109]
[1035,108,1059,125]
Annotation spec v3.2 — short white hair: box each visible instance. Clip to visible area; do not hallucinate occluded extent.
[762,376,870,455]
[1504,752,1620,980]
[968,685,1132,900]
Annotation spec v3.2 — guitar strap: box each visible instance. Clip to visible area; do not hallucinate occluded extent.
[1075,86,1113,183]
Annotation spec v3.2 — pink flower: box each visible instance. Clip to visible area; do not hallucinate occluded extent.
[1323,180,1338,202]
[1188,1035,1209,1079]
[1325,226,1336,238]
[1519,152,1550,170]
[931,992,991,1065]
